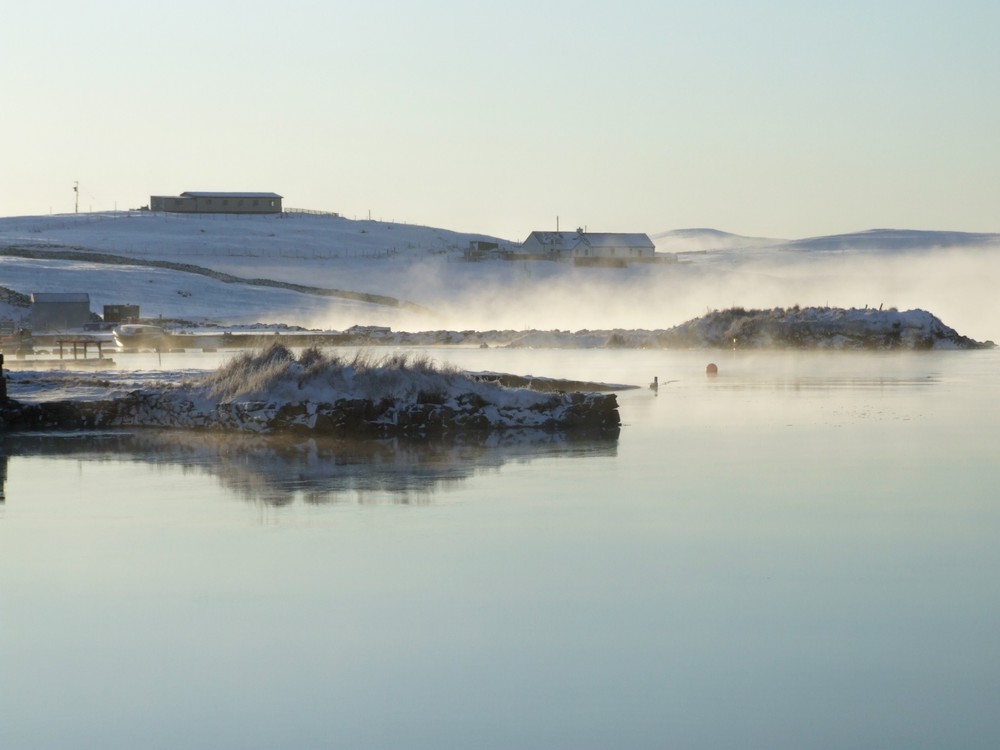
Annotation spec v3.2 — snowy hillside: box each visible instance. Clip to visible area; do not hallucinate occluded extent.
[2,212,999,341]
[652,227,1000,255]
[652,227,783,253]
[783,229,1000,253]
[0,211,508,330]
[0,210,509,259]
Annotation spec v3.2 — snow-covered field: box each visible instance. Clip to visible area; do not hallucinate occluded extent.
[2,211,998,342]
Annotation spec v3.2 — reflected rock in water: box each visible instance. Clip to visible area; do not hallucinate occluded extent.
[0,428,618,506]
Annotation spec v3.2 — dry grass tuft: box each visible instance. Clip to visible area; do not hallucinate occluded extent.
[204,343,466,402]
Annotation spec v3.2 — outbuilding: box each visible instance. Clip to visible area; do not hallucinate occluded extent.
[31,292,92,331]
[149,191,283,214]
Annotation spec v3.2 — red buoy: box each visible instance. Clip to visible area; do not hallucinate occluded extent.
[706,363,718,376]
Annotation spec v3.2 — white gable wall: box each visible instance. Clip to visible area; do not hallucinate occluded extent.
[521,231,654,258]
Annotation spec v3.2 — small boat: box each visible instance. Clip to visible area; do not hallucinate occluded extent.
[113,324,166,350]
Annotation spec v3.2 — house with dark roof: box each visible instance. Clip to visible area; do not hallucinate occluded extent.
[149,191,283,214]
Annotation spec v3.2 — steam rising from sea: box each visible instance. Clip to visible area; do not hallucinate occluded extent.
[313,245,1000,344]
[1,214,995,343]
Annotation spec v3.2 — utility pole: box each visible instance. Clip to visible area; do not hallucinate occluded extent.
[73,181,79,214]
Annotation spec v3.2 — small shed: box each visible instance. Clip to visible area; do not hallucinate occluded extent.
[104,304,140,324]
[465,240,500,260]
[31,292,92,331]
[149,191,283,214]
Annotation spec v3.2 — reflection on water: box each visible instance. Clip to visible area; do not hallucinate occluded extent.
[2,349,998,750]
[708,372,941,391]
[0,428,617,506]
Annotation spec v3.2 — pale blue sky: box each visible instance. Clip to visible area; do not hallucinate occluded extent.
[3,0,998,239]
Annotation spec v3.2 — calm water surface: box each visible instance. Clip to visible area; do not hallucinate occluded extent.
[2,348,999,749]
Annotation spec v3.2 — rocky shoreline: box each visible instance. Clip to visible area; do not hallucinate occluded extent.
[658,306,994,350]
[0,348,622,438]
[134,306,992,351]
[0,390,621,438]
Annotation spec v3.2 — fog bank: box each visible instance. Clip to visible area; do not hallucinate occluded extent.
[316,246,999,343]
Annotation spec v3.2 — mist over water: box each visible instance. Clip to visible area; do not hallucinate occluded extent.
[3,347,998,749]
[3,215,994,341]
[325,245,1000,342]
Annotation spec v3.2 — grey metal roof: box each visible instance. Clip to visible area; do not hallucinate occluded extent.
[580,233,655,249]
[180,191,283,199]
[31,292,90,303]
[526,231,654,249]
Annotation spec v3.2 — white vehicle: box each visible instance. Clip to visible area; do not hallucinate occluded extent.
[113,324,166,350]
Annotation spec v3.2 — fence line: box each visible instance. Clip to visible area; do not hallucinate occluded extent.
[283,207,341,218]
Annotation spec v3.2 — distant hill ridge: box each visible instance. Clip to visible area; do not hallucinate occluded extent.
[784,229,1000,252]
[2,213,996,257]
[654,227,1000,254]
[652,228,782,252]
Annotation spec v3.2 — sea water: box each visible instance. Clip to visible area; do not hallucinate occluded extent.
[1,348,998,750]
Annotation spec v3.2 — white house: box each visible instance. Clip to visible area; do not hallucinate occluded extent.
[520,231,655,260]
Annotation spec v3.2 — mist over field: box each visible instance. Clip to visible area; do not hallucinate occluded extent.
[325,243,1000,343]
[0,213,996,343]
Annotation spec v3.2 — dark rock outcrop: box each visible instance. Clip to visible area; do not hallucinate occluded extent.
[656,306,994,350]
[1,391,620,439]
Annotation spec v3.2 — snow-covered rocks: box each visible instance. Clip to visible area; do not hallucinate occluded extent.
[1,344,621,437]
[655,306,994,350]
[177,305,990,351]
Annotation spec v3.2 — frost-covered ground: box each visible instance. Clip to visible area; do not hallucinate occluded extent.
[2,211,998,341]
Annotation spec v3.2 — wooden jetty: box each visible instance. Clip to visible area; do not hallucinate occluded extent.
[2,337,115,370]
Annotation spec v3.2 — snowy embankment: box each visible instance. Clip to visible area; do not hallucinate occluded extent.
[219,306,990,350]
[656,306,994,350]
[1,344,621,437]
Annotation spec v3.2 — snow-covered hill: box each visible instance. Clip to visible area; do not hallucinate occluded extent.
[652,227,1000,255]
[783,229,1000,253]
[1,212,998,341]
[0,210,509,259]
[652,227,783,253]
[0,211,507,329]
